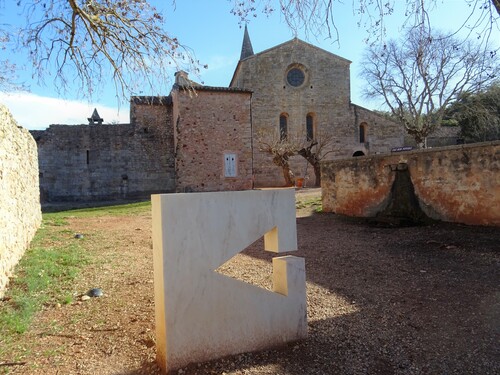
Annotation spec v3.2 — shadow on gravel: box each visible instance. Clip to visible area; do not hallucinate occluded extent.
[124,212,499,375]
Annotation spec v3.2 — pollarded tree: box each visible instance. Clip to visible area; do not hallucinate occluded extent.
[360,29,498,147]
[447,82,500,142]
[0,1,203,99]
[297,132,334,187]
[257,130,302,187]
[257,129,334,187]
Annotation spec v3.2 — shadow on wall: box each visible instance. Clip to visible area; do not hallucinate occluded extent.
[373,163,433,227]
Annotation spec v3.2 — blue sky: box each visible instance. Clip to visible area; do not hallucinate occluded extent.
[0,0,498,129]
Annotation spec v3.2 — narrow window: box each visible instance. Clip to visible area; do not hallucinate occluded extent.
[279,114,288,141]
[224,153,237,177]
[86,150,90,165]
[306,114,314,141]
[359,123,367,143]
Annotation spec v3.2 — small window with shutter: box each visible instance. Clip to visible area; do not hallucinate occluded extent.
[224,153,237,177]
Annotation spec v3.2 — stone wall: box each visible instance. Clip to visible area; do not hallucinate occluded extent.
[0,104,42,298]
[351,105,405,154]
[321,141,500,226]
[32,98,175,202]
[404,124,461,148]
[172,87,253,192]
[231,39,404,187]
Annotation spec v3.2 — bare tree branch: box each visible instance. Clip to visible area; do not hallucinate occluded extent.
[297,132,334,186]
[2,0,205,101]
[256,129,302,186]
[257,128,334,186]
[361,28,498,147]
[230,1,499,46]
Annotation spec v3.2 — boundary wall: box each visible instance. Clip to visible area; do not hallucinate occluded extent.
[0,104,42,297]
[321,141,499,226]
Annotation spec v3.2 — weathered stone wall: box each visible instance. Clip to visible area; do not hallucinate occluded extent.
[32,98,175,202]
[404,124,461,148]
[351,105,404,154]
[231,39,404,187]
[0,104,42,298]
[322,141,500,226]
[172,88,253,192]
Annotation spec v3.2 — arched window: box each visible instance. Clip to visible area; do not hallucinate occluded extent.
[353,151,365,157]
[279,114,288,140]
[359,123,367,143]
[306,114,314,141]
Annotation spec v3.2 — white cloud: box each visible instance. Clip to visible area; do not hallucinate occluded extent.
[0,92,129,130]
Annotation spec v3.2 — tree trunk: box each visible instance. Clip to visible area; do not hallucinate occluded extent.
[313,163,321,186]
[493,0,500,17]
[298,145,321,187]
[282,163,295,187]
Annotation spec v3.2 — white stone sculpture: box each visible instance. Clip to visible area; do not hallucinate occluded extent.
[152,189,307,373]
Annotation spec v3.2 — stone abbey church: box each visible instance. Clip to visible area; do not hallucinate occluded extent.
[32,28,403,202]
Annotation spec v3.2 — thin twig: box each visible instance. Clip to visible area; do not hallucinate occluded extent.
[0,361,27,367]
[89,327,120,332]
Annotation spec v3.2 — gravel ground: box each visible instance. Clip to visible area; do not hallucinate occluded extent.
[1,189,498,374]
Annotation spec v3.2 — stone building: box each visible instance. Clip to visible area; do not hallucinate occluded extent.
[31,107,174,202]
[230,30,403,186]
[32,29,404,202]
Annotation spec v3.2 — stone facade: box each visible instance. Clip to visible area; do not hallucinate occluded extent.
[230,38,404,186]
[0,104,42,298]
[172,87,253,192]
[32,99,174,202]
[321,141,500,226]
[32,34,405,201]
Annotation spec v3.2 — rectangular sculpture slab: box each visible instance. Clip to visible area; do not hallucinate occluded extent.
[152,189,307,373]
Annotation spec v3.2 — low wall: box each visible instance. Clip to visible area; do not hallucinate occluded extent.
[0,104,42,297]
[321,141,500,226]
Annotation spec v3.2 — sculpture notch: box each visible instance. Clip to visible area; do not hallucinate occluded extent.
[152,189,307,373]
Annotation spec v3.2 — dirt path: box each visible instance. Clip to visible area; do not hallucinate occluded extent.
[1,191,499,374]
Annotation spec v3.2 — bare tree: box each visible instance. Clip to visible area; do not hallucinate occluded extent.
[360,29,498,147]
[2,1,497,102]
[0,29,24,92]
[231,1,499,45]
[0,0,203,100]
[297,133,334,186]
[257,130,301,187]
[257,129,334,187]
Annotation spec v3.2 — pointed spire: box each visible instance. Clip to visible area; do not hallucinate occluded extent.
[240,24,254,60]
[88,108,103,125]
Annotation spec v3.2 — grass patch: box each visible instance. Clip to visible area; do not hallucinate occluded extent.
[0,223,89,338]
[296,196,322,212]
[53,200,151,218]
[0,200,154,370]
[0,200,150,341]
